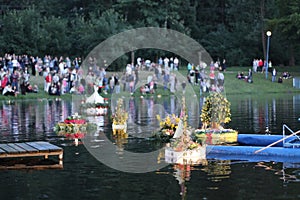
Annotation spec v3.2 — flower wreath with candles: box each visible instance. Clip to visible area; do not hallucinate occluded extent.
[54,113,97,139]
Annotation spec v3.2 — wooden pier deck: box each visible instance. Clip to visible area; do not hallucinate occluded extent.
[0,141,63,169]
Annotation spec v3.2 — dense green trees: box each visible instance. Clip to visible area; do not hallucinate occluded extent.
[0,0,299,67]
[268,0,300,66]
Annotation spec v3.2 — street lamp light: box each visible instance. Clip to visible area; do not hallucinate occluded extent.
[265,31,272,79]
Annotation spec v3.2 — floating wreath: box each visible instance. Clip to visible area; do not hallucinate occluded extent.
[200,92,231,130]
[112,98,128,125]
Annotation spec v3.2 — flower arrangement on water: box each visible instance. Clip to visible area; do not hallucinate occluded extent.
[200,92,231,130]
[155,114,180,139]
[54,113,97,139]
[197,92,237,144]
[55,122,87,134]
[112,98,128,125]
[170,138,201,151]
[55,123,97,139]
[80,102,110,116]
[64,113,86,124]
[164,97,206,165]
[170,97,201,150]
[193,128,238,144]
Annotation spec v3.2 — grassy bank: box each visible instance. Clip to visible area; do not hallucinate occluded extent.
[185,66,300,96]
[0,65,299,101]
[223,66,300,95]
[0,75,73,101]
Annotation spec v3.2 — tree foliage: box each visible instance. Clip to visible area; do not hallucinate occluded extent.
[268,0,300,66]
[0,0,299,66]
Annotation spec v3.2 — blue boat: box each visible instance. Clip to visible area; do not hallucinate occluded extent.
[206,125,300,163]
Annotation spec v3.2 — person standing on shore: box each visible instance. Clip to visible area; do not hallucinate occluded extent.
[272,68,277,82]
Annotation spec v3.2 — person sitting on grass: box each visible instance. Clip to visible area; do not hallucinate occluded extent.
[140,84,150,95]
[2,84,16,96]
[247,69,253,83]
[25,82,38,93]
[49,83,60,96]
[282,72,292,79]
[236,72,245,79]
[149,80,155,94]
[278,76,283,83]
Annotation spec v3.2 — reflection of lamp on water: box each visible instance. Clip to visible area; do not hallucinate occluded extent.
[265,31,272,79]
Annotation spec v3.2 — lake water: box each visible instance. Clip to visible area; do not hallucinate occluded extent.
[0,94,300,200]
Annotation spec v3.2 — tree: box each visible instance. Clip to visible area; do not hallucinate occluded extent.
[39,16,71,56]
[0,0,299,66]
[0,7,41,55]
[268,0,300,66]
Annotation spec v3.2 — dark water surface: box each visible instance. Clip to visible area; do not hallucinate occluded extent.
[0,94,300,200]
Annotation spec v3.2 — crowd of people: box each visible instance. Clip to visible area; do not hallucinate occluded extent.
[3,52,296,99]
[252,58,293,83]
[186,59,226,94]
[0,53,84,97]
[0,53,230,98]
[10,52,298,99]
[252,58,275,73]
[114,56,227,96]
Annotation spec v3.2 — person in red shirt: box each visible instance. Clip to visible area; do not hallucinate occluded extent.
[1,73,8,91]
[258,59,263,72]
[45,73,52,93]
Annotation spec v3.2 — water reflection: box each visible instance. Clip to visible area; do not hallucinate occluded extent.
[168,160,232,199]
[0,100,70,142]
[202,160,232,182]
[1,95,300,199]
[110,95,200,138]
[256,162,300,184]
[114,136,128,155]
[0,94,300,144]
[173,164,191,199]
[228,94,300,134]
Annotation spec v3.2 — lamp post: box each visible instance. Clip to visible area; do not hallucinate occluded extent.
[265,31,272,79]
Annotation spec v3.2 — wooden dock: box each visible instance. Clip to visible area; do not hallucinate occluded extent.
[0,141,63,169]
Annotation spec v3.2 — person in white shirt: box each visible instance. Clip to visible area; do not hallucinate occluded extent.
[137,57,142,67]
[174,57,179,70]
[12,57,19,69]
[163,57,169,68]
[2,84,15,96]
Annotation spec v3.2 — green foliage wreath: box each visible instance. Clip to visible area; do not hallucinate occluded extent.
[200,92,231,129]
